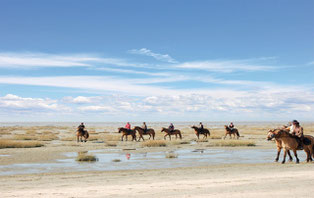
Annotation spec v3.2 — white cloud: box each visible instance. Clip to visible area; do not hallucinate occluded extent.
[128,48,177,63]
[78,105,114,112]
[0,94,66,112]
[0,52,145,68]
[62,96,102,104]
[174,59,276,72]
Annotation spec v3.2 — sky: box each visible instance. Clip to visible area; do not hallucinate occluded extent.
[0,0,313,122]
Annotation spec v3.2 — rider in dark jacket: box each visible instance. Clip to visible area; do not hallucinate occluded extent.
[169,123,174,132]
[142,122,147,134]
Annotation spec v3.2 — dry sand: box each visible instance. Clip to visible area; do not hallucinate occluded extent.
[0,163,313,198]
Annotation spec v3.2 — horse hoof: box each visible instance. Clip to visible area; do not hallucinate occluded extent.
[281,161,285,164]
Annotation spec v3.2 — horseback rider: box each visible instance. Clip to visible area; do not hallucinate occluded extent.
[125,122,131,133]
[228,122,234,131]
[142,122,147,134]
[78,122,86,134]
[169,123,174,133]
[199,122,204,133]
[287,120,304,149]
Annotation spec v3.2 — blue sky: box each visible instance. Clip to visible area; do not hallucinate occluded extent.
[0,0,313,122]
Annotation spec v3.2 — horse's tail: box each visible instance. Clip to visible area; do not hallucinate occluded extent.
[236,130,240,137]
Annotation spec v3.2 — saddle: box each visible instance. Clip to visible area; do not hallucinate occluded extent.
[303,137,311,145]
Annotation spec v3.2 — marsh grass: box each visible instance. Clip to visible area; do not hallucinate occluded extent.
[104,134,121,142]
[142,140,167,147]
[169,140,190,145]
[209,140,256,147]
[165,152,178,158]
[209,135,223,139]
[105,141,117,147]
[0,140,44,149]
[61,136,75,141]
[112,159,121,162]
[37,134,59,141]
[76,154,98,162]
[14,135,38,140]
[196,139,208,142]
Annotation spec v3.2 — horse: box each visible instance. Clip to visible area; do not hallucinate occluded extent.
[133,126,155,141]
[191,126,210,139]
[118,127,137,141]
[161,127,182,140]
[267,129,314,163]
[266,129,293,162]
[76,128,89,142]
[223,125,240,139]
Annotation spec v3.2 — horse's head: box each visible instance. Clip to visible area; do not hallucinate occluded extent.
[161,127,166,132]
[224,125,228,129]
[118,127,122,133]
[266,129,276,140]
[191,126,197,130]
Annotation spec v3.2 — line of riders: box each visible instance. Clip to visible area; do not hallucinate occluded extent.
[76,121,238,141]
[76,120,306,147]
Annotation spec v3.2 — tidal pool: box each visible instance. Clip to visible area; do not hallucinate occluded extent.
[0,148,307,176]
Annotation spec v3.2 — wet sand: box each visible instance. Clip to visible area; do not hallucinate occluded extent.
[1,163,313,198]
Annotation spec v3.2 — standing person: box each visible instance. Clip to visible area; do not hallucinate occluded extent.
[142,122,147,134]
[168,123,174,133]
[125,122,131,132]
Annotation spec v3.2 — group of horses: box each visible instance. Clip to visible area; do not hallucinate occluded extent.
[76,125,240,142]
[76,124,314,164]
[267,128,314,164]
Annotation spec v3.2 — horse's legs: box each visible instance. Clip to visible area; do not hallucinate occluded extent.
[197,134,199,139]
[164,134,167,140]
[121,134,124,141]
[275,147,281,162]
[293,149,299,163]
[169,134,171,141]
[287,150,293,162]
[282,149,287,164]
[77,136,79,143]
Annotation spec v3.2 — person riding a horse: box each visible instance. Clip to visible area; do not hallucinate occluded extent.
[285,120,304,149]
[228,122,234,131]
[169,123,174,133]
[199,122,204,133]
[125,122,131,133]
[78,122,86,135]
[142,122,147,134]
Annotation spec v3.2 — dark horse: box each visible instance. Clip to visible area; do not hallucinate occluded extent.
[191,126,210,139]
[133,126,155,141]
[118,127,136,141]
[223,125,240,139]
[161,127,182,140]
[76,128,89,142]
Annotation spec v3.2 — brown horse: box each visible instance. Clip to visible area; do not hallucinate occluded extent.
[267,129,314,163]
[223,125,240,139]
[267,129,293,162]
[118,127,136,141]
[191,126,210,139]
[161,127,182,140]
[76,129,89,142]
[133,126,155,141]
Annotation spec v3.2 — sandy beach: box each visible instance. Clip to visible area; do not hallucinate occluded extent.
[0,122,313,197]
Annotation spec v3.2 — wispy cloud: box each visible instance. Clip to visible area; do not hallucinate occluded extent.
[128,48,178,63]
[0,52,146,68]
[174,59,277,73]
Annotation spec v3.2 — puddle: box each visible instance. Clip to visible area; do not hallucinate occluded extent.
[0,154,10,157]
[0,149,307,176]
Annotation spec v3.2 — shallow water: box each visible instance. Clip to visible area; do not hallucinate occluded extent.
[0,148,307,176]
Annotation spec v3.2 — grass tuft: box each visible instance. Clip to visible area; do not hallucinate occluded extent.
[165,152,178,158]
[76,154,98,162]
[210,140,256,147]
[141,140,167,147]
[0,140,44,149]
[112,159,121,162]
